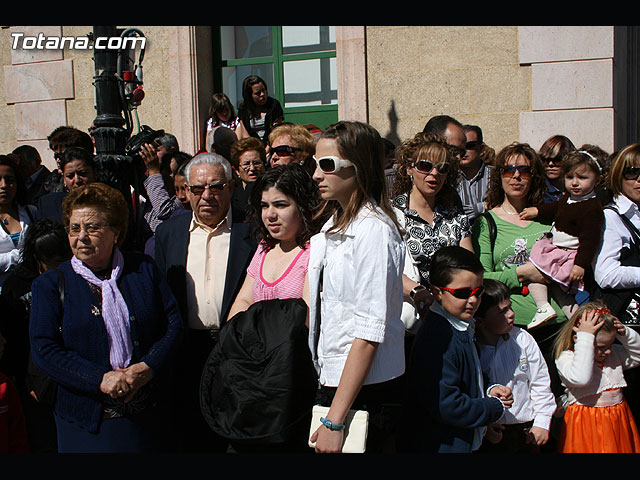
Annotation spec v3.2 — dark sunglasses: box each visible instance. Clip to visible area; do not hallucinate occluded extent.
[188,182,228,195]
[312,155,355,173]
[623,166,640,181]
[271,145,301,157]
[413,160,451,175]
[541,156,562,165]
[502,165,532,178]
[435,285,485,299]
[448,145,466,157]
[465,141,481,150]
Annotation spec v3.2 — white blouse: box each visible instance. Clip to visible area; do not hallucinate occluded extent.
[308,202,406,387]
[593,194,640,289]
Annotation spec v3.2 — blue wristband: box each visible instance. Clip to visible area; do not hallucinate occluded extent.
[320,416,345,431]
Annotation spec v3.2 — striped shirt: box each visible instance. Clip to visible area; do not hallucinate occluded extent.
[143,173,178,232]
[477,326,556,430]
[456,163,493,223]
[247,242,310,302]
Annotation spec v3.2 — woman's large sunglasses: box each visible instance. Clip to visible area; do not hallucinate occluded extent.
[313,155,355,173]
[435,285,485,299]
[501,164,532,178]
[413,160,451,175]
[623,166,640,181]
[271,145,301,157]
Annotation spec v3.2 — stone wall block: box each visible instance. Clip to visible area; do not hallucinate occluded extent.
[4,59,74,104]
[14,99,67,141]
[520,109,614,153]
[531,59,613,110]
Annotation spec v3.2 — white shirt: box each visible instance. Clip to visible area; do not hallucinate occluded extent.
[478,326,556,430]
[0,205,35,287]
[593,194,640,289]
[556,328,640,405]
[185,209,231,329]
[308,202,406,387]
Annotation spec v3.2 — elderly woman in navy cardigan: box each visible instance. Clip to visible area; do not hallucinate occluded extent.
[29,183,182,453]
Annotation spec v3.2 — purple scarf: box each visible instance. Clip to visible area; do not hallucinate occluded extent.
[71,247,132,369]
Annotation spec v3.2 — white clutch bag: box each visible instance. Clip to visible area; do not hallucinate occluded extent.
[308,405,369,453]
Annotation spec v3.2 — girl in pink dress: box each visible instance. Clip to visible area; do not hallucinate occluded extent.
[227,163,322,320]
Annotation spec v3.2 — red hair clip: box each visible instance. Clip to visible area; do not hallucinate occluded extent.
[590,307,611,316]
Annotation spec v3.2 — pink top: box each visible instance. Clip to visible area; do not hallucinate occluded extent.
[247,242,310,302]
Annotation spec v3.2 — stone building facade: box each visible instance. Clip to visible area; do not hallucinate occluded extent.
[1,25,629,171]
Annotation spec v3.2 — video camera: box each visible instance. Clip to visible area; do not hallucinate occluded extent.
[125,124,165,157]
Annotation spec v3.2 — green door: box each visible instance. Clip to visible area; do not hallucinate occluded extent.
[212,26,338,131]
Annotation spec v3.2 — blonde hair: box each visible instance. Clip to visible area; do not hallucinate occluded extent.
[268,123,315,157]
[607,143,640,199]
[552,300,617,359]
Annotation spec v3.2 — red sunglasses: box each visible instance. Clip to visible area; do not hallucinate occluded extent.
[435,285,485,299]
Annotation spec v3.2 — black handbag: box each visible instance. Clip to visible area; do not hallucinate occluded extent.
[592,206,640,326]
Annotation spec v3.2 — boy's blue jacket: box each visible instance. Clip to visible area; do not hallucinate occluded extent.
[405,306,505,453]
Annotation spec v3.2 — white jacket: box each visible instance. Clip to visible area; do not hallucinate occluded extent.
[308,203,406,387]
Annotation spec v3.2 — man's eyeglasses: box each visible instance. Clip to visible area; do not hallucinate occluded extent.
[66,223,110,236]
[271,145,301,157]
[623,166,640,181]
[435,285,485,299]
[313,155,355,173]
[501,164,532,179]
[188,182,228,196]
[465,141,481,151]
[413,160,451,175]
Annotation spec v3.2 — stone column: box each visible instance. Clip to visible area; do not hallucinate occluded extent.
[336,26,368,123]
[167,26,212,155]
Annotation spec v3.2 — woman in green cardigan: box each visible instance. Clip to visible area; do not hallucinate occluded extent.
[471,143,566,426]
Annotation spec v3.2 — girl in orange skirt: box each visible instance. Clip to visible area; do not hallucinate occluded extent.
[553,301,640,453]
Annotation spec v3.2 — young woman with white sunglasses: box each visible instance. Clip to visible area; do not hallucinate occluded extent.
[307,121,406,453]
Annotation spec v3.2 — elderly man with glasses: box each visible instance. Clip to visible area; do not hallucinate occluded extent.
[154,152,256,453]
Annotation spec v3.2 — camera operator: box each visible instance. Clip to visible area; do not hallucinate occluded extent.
[137,134,182,234]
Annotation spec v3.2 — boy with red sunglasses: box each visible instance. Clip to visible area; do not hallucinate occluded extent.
[401,246,513,453]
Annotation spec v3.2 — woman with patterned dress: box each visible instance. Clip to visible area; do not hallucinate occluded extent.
[391,132,472,330]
